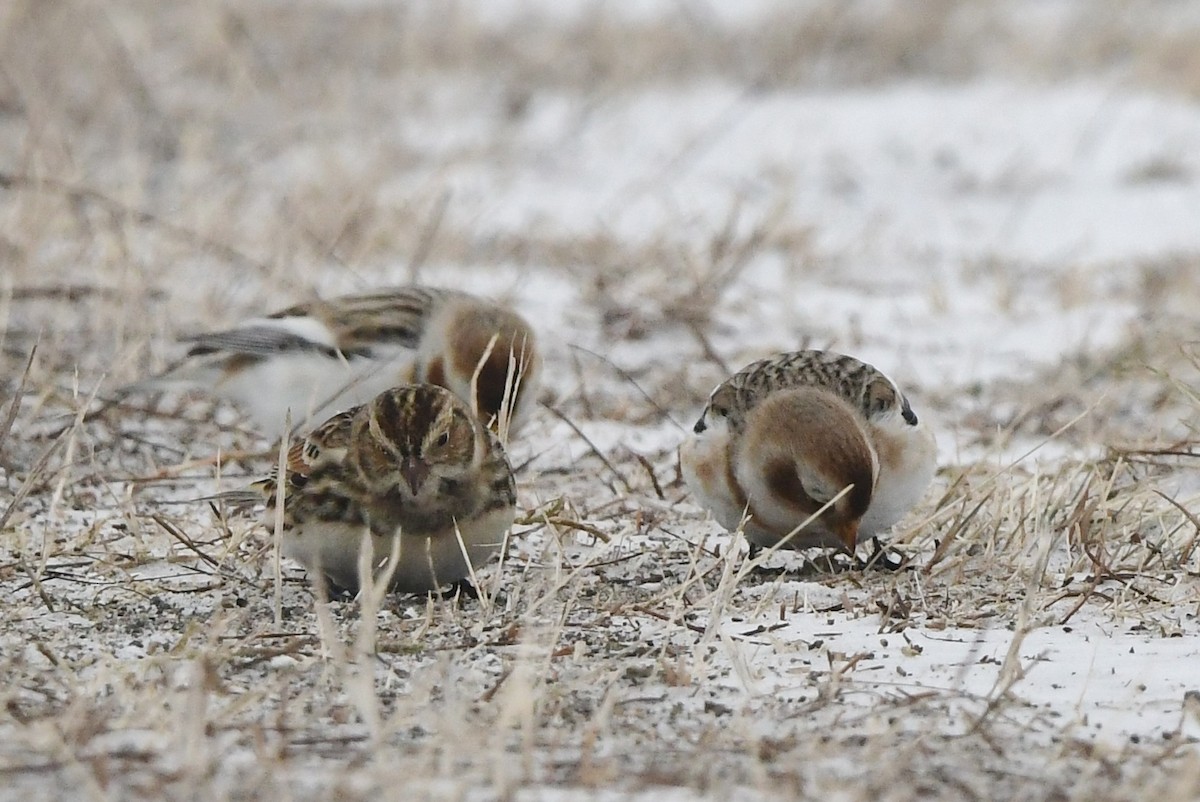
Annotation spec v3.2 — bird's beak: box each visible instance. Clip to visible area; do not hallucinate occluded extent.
[835,519,860,553]
[401,458,430,494]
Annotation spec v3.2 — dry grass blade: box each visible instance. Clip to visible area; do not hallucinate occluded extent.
[150,513,221,570]
[686,319,732,375]
[631,451,665,500]
[922,488,995,574]
[470,331,525,445]
[969,521,1057,735]
[539,400,632,492]
[544,515,611,544]
[469,332,500,425]
[0,342,35,464]
[453,518,492,615]
[273,410,291,627]
[0,427,68,533]
[1154,490,1200,565]
[1113,445,1200,460]
[568,344,686,430]
[9,285,129,302]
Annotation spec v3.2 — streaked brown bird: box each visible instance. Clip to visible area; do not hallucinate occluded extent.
[243,384,516,596]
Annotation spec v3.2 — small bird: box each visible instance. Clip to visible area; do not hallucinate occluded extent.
[680,350,936,555]
[139,287,539,437]
[242,384,516,596]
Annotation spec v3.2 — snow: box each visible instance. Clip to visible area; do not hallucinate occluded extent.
[711,591,1200,745]
[391,82,1200,262]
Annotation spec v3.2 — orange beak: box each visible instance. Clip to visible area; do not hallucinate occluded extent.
[834,519,861,554]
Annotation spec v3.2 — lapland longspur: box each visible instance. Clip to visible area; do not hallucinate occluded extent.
[142,287,539,436]
[680,350,936,554]
[243,384,516,595]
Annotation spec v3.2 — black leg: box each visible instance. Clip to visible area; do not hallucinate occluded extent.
[859,537,906,571]
[439,578,480,600]
[315,573,357,600]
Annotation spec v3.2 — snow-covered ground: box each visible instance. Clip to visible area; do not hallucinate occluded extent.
[3,1,1200,799]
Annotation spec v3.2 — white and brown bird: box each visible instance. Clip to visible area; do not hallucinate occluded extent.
[141,287,539,437]
[680,350,936,555]
[242,384,516,596]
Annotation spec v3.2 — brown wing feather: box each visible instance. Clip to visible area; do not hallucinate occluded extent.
[251,407,359,501]
[716,350,907,428]
[270,287,464,353]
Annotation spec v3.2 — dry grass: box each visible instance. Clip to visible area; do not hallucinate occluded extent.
[4,2,1200,800]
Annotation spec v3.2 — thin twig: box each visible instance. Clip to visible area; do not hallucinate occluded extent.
[631,451,665,500]
[567,344,685,431]
[0,432,69,533]
[150,514,222,570]
[686,320,731,376]
[0,342,35,465]
[539,401,631,492]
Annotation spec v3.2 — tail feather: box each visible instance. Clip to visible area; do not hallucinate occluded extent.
[117,352,224,397]
[197,488,264,508]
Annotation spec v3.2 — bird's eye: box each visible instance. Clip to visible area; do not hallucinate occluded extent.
[693,418,707,434]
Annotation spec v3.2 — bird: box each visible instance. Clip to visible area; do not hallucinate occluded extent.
[134,287,539,437]
[237,383,517,596]
[679,350,936,556]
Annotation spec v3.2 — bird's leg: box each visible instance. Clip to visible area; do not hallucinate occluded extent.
[439,578,480,601]
[319,575,356,601]
[858,537,906,571]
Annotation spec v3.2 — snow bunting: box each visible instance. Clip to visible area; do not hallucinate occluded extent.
[680,350,936,554]
[142,287,539,436]
[245,384,516,595]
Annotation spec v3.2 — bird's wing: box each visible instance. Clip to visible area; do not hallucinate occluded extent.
[269,286,462,354]
[294,407,357,470]
[180,315,346,359]
[250,407,358,502]
[179,286,460,361]
[726,350,909,424]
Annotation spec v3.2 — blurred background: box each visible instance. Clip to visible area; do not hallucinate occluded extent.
[5,2,1200,395]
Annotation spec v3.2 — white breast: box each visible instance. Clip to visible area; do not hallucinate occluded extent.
[858,418,937,536]
[282,505,512,594]
[215,347,419,434]
[680,419,752,534]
